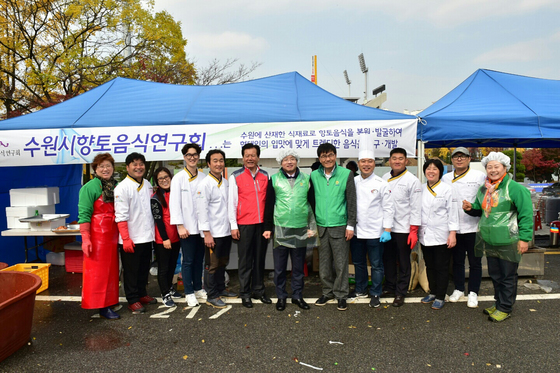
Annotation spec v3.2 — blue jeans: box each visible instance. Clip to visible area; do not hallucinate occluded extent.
[180,235,204,295]
[351,238,384,296]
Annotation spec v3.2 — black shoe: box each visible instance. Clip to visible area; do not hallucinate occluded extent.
[99,307,120,320]
[369,295,381,308]
[241,297,253,308]
[392,295,405,307]
[219,290,238,298]
[252,294,272,304]
[315,295,334,306]
[292,298,310,310]
[276,298,286,311]
[337,299,347,311]
[381,290,395,297]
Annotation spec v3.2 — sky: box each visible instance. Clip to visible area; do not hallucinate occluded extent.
[154,0,560,114]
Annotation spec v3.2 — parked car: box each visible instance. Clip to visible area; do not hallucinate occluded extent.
[542,183,560,196]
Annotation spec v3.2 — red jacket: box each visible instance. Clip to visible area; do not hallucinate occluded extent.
[229,167,269,226]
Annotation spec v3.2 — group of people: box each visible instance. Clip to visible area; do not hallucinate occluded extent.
[77,140,532,323]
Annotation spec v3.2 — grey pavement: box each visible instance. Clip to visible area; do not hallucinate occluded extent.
[3,239,560,372]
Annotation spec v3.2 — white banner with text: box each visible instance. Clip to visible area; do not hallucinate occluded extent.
[0,119,417,167]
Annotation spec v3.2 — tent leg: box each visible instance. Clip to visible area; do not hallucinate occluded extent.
[513,146,517,181]
[417,140,425,182]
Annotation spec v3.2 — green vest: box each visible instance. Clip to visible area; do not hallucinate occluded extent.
[310,164,350,227]
[271,171,310,228]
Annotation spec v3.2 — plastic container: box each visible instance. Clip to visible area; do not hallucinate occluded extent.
[46,251,65,266]
[1,263,51,293]
[550,221,560,248]
[0,271,42,362]
[64,242,83,273]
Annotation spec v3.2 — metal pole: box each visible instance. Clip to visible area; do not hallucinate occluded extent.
[513,147,517,181]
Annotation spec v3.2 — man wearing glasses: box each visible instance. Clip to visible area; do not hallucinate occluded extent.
[442,147,486,308]
[170,143,207,307]
[310,143,357,311]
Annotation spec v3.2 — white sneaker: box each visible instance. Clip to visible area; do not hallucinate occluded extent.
[448,289,464,303]
[186,293,199,307]
[194,289,207,300]
[467,292,478,308]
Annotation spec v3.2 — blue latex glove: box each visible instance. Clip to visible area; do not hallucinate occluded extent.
[380,231,391,243]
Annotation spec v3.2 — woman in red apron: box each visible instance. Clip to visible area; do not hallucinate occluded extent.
[78,153,120,319]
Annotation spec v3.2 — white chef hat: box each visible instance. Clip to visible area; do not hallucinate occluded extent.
[358,134,375,160]
[276,149,300,164]
[481,151,511,171]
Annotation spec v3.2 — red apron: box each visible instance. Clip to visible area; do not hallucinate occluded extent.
[81,195,119,309]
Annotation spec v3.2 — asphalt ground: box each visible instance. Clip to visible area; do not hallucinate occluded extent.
[3,241,560,372]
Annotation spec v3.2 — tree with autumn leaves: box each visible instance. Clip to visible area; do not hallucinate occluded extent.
[521,148,560,182]
[0,0,195,118]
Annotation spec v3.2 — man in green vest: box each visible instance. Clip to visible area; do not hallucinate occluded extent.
[310,142,357,311]
[263,149,318,311]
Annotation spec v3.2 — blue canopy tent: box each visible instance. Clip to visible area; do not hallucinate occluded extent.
[417,69,560,148]
[1,72,415,264]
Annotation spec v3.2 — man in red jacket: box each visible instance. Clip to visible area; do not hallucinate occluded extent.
[228,143,271,308]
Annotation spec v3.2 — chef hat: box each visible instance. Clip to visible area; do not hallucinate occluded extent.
[481,151,511,171]
[276,149,300,164]
[358,134,375,160]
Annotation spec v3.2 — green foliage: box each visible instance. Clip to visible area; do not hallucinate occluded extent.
[502,150,525,182]
[0,0,195,118]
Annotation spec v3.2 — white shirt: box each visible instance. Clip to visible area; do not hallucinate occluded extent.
[442,167,486,234]
[354,173,394,239]
[114,176,155,244]
[169,168,206,234]
[419,181,459,246]
[196,173,230,238]
[382,169,422,233]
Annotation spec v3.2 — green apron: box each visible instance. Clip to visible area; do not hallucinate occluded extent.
[474,178,522,263]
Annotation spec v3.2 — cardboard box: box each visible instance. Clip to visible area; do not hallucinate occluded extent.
[6,205,56,229]
[10,187,59,207]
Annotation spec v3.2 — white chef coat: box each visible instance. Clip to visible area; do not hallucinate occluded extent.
[354,173,394,239]
[114,175,155,244]
[196,173,230,238]
[441,167,486,234]
[382,169,422,233]
[419,180,459,246]
[169,168,206,234]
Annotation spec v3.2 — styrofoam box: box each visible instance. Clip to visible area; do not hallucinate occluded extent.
[10,187,60,207]
[29,216,66,231]
[6,205,56,229]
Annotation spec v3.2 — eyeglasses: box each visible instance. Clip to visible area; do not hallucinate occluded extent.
[452,155,469,160]
[157,176,170,182]
[97,164,113,170]
[185,153,199,159]
[319,152,336,160]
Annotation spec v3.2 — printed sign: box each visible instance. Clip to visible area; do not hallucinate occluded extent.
[0,119,416,166]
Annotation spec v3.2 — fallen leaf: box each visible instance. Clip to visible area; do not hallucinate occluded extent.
[529,309,537,312]
[464,353,470,356]
[426,320,430,323]
[202,340,205,343]
[128,326,132,330]
[496,365,501,368]
[183,355,188,360]
[296,321,300,323]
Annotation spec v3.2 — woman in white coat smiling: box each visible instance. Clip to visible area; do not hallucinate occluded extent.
[419,159,459,310]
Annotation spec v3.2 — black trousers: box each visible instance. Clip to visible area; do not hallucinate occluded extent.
[204,236,232,299]
[119,241,153,305]
[155,240,181,296]
[273,246,306,300]
[487,256,519,313]
[422,244,452,301]
[452,232,482,294]
[237,224,268,297]
[382,232,411,297]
